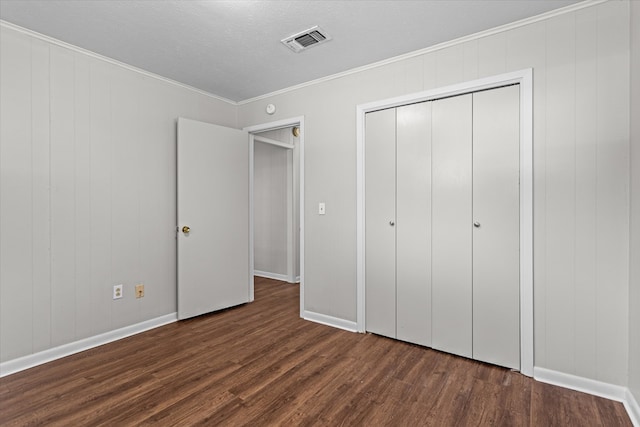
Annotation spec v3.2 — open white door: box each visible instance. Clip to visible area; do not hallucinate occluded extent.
[177,118,250,320]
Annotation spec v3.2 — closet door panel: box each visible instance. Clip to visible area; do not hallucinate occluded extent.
[365,108,397,338]
[431,94,473,358]
[472,85,520,369]
[396,102,432,346]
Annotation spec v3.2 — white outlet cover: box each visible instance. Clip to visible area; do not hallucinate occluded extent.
[113,284,123,300]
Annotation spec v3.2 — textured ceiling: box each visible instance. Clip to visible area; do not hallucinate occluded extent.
[0,0,580,102]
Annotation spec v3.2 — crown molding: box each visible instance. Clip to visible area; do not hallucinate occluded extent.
[1,0,608,107]
[237,0,607,105]
[0,20,237,106]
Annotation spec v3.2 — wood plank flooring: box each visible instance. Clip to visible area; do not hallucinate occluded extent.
[0,277,632,426]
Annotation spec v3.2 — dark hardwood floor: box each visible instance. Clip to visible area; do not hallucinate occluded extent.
[0,277,632,426]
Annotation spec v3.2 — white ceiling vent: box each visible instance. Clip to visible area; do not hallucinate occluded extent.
[281,26,331,53]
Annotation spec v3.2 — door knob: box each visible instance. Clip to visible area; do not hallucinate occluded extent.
[389,220,395,226]
[182,226,191,234]
[473,221,480,228]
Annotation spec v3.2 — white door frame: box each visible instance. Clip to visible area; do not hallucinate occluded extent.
[356,69,533,376]
[244,116,305,317]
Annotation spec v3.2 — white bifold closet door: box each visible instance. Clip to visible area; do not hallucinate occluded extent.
[365,108,396,339]
[396,103,432,345]
[365,85,520,370]
[431,93,474,358]
[365,103,432,346]
[471,86,520,369]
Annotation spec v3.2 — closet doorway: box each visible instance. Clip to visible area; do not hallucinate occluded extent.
[356,70,533,376]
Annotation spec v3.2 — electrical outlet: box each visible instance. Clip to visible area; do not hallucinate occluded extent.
[135,284,144,298]
[113,284,123,300]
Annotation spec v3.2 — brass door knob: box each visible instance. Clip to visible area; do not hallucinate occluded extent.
[182,226,190,234]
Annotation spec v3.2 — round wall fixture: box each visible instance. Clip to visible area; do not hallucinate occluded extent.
[265,103,276,115]
[292,126,300,137]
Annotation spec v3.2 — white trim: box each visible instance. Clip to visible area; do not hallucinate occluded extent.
[625,388,640,427]
[254,135,294,150]
[286,141,296,284]
[236,1,605,106]
[518,69,534,376]
[295,275,301,283]
[0,313,177,377]
[303,311,358,333]
[243,116,305,318]
[249,133,256,302]
[244,117,305,134]
[356,69,534,376]
[2,0,604,107]
[534,367,627,401]
[254,270,294,283]
[298,120,305,318]
[356,105,366,332]
[0,20,235,105]
[534,367,640,426]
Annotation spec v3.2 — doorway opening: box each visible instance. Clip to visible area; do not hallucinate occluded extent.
[244,117,305,317]
[253,128,300,284]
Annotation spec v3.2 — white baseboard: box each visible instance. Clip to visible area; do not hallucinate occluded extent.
[534,367,638,426]
[534,367,627,401]
[303,310,358,332]
[0,313,177,378]
[626,388,640,427]
[254,270,299,283]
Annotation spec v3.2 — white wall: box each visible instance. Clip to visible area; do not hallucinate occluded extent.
[629,0,640,401]
[0,25,236,363]
[253,128,300,280]
[238,1,631,386]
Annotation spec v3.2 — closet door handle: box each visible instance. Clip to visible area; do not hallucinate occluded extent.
[389,220,395,226]
[473,221,480,228]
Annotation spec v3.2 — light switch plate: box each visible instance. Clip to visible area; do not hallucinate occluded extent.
[319,202,326,215]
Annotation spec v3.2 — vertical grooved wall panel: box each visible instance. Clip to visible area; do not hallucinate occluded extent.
[0,24,237,364]
[74,54,92,340]
[594,0,630,385]
[0,28,33,361]
[478,32,507,77]
[462,40,479,82]
[137,79,176,320]
[88,59,113,336]
[50,45,76,347]
[30,37,52,354]
[110,69,141,329]
[545,12,577,377]
[573,6,598,379]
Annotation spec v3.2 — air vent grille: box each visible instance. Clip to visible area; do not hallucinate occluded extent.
[282,26,331,53]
